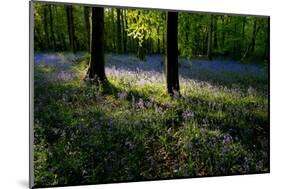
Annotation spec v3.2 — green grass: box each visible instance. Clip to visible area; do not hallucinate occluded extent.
[33,57,269,187]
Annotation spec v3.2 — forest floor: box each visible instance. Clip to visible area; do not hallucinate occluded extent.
[33,52,269,187]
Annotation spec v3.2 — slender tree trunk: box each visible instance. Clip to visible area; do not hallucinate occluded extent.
[121,9,127,53]
[185,15,190,49]
[137,40,145,60]
[221,16,226,50]
[116,9,122,54]
[240,17,246,58]
[34,27,43,51]
[110,9,116,52]
[88,7,106,82]
[166,11,179,96]
[59,32,66,51]
[162,28,165,54]
[265,18,270,62]
[162,12,166,54]
[84,7,91,51]
[207,15,213,60]
[43,6,50,50]
[250,18,258,54]
[48,5,56,51]
[123,9,128,53]
[157,26,161,53]
[233,23,237,58]
[65,5,76,53]
[213,16,218,50]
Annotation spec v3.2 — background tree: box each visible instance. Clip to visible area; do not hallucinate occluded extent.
[207,15,213,60]
[83,6,91,51]
[116,9,122,53]
[65,5,76,52]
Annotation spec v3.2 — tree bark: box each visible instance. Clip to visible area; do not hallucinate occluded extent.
[88,7,106,82]
[165,11,179,96]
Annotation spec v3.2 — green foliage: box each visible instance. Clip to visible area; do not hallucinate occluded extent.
[34,2,269,62]
[126,10,165,47]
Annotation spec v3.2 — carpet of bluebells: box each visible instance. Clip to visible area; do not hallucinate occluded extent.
[33,52,269,187]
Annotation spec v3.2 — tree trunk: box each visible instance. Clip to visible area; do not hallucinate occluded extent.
[84,6,91,51]
[110,9,116,52]
[121,9,127,53]
[116,9,122,54]
[157,26,161,53]
[221,16,226,50]
[65,5,76,53]
[137,40,145,60]
[240,17,246,58]
[48,5,56,51]
[213,16,218,50]
[250,18,258,54]
[185,15,190,50]
[124,9,128,53]
[88,7,106,82]
[165,11,179,96]
[233,23,237,58]
[43,6,50,50]
[207,15,213,60]
[264,18,270,62]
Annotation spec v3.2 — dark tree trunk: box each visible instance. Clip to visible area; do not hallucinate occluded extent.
[265,17,270,62]
[34,27,43,51]
[84,7,91,51]
[121,9,127,53]
[250,18,258,54]
[43,6,50,50]
[137,40,145,60]
[48,5,56,51]
[233,23,237,58]
[162,27,165,54]
[213,16,218,50]
[165,11,179,96]
[124,10,128,53]
[88,7,106,82]
[157,26,161,53]
[185,15,190,50]
[110,9,116,52]
[207,15,213,60]
[65,5,76,53]
[162,12,166,54]
[240,17,246,57]
[116,9,122,54]
[59,32,66,51]
[221,16,226,50]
